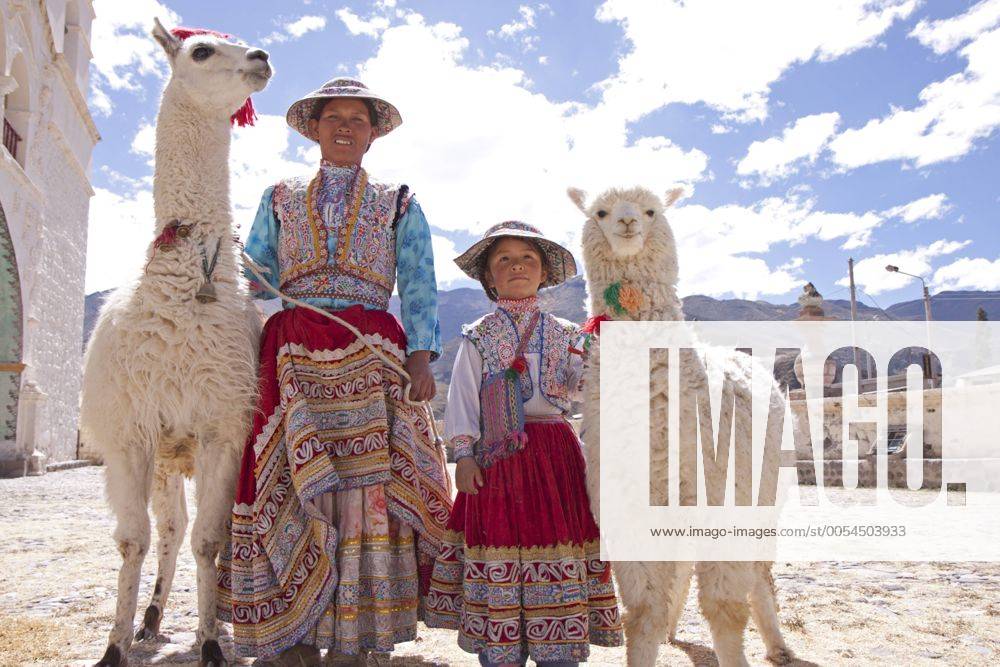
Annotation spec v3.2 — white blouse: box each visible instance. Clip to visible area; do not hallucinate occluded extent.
[445,336,584,460]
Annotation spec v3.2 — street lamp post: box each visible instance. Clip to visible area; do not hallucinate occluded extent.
[885,264,934,381]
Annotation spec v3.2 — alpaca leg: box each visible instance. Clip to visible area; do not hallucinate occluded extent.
[191,438,240,666]
[97,446,154,666]
[749,563,792,664]
[696,561,751,667]
[136,468,188,641]
[665,562,693,642]
[617,561,680,667]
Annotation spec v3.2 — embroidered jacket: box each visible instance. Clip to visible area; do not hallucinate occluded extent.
[444,297,583,461]
[243,161,442,358]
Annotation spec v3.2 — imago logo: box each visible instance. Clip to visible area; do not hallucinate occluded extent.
[596,321,1000,562]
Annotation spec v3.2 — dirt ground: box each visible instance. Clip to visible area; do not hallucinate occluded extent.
[0,466,997,666]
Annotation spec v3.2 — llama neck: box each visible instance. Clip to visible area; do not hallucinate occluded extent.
[587,258,684,322]
[153,85,233,235]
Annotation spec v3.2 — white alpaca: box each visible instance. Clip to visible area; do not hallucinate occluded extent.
[81,20,271,667]
[569,186,792,667]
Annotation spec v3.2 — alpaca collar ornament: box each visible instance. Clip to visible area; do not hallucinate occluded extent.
[603,280,643,317]
[197,238,222,303]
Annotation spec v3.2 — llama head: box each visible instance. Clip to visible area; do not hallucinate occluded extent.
[152,18,272,122]
[568,185,684,260]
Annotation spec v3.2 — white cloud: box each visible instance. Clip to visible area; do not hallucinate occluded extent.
[488,4,548,52]
[932,256,1000,291]
[228,115,315,226]
[495,5,536,38]
[85,186,156,293]
[736,112,841,185]
[286,15,327,38]
[430,235,469,288]
[594,0,915,123]
[352,15,709,248]
[910,0,1000,54]
[830,4,1000,169]
[883,193,951,223]
[836,240,971,295]
[710,124,731,135]
[130,122,156,164]
[667,194,894,298]
[336,8,390,38]
[89,0,182,113]
[262,14,330,44]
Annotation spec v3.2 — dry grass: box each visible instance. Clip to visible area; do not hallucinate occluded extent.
[0,613,83,664]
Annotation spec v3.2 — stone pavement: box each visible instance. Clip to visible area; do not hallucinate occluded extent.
[1,466,997,666]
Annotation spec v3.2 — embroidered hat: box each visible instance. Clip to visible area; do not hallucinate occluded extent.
[286,77,402,140]
[455,221,578,290]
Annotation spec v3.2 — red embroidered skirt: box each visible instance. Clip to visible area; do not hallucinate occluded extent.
[216,305,452,659]
[425,418,623,664]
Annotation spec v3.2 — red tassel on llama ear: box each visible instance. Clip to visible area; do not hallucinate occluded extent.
[169,26,258,127]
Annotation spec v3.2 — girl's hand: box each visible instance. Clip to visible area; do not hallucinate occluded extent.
[405,351,436,402]
[456,457,484,494]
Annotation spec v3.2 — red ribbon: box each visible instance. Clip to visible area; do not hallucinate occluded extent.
[581,314,612,336]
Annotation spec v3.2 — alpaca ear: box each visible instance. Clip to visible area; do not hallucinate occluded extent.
[567,187,588,214]
[152,17,181,59]
[664,187,685,209]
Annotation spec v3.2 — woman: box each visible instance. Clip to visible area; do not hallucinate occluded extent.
[217,78,453,666]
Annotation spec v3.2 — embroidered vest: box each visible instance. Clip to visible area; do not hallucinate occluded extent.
[272,166,406,310]
[463,309,578,413]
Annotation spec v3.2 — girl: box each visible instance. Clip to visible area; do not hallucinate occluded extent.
[425,221,622,666]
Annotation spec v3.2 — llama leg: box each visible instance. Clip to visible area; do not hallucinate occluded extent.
[617,561,680,667]
[749,562,793,664]
[695,561,751,667]
[136,468,188,641]
[97,446,154,666]
[665,562,693,642]
[191,437,240,666]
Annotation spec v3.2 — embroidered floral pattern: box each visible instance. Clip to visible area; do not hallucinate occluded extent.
[603,280,644,317]
[462,308,578,413]
[273,165,401,310]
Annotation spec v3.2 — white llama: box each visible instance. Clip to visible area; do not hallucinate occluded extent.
[569,186,793,667]
[81,20,271,667]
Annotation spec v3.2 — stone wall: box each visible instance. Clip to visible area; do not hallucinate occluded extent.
[790,388,944,488]
[0,1,97,474]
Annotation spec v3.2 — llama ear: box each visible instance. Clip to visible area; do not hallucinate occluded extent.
[567,187,588,214]
[152,17,181,60]
[664,187,685,209]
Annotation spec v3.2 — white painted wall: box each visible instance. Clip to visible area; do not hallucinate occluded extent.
[0,0,97,470]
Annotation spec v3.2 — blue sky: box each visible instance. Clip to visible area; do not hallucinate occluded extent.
[86,0,1000,310]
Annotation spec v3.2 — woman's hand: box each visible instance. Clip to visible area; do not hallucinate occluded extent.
[404,351,436,402]
[455,457,484,494]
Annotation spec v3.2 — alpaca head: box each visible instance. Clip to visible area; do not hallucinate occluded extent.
[568,185,684,260]
[152,18,272,121]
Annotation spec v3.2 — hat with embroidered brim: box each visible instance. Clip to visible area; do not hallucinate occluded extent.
[455,221,578,290]
[286,77,402,140]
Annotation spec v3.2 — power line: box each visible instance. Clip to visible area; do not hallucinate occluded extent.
[857,288,898,320]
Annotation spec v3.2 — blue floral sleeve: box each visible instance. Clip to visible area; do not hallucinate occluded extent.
[395,198,443,360]
[243,186,280,300]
